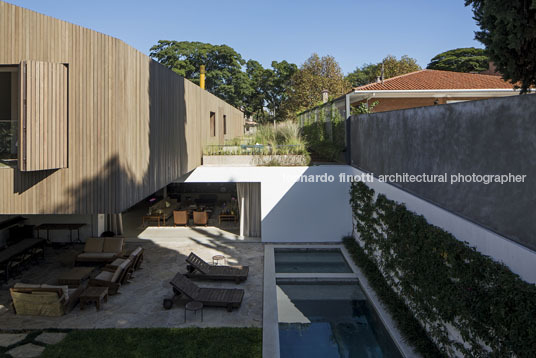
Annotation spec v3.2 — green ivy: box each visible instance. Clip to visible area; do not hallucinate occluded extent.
[301,105,345,161]
[349,181,536,357]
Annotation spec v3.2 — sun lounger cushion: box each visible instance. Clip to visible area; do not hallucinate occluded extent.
[84,237,104,253]
[95,270,114,282]
[102,238,123,253]
[129,247,143,259]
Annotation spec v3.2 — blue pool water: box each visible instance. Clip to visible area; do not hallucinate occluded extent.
[278,282,402,358]
[275,249,353,273]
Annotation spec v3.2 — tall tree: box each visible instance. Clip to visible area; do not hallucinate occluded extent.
[285,54,350,116]
[263,60,297,121]
[465,0,536,92]
[149,41,247,108]
[346,55,421,87]
[427,48,489,72]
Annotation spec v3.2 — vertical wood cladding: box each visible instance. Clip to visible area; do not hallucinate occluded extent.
[0,1,244,214]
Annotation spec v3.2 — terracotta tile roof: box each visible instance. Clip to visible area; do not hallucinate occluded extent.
[354,69,515,91]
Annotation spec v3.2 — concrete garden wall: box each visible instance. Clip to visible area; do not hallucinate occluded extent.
[350,94,536,251]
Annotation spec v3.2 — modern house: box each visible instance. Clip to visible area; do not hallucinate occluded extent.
[0,1,243,236]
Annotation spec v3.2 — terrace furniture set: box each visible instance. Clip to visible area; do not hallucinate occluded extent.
[164,252,249,313]
[9,237,144,315]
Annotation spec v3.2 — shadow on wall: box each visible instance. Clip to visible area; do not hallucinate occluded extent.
[349,94,536,250]
[260,166,353,243]
[48,60,189,215]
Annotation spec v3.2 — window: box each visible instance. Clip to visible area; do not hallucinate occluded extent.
[223,115,227,135]
[210,112,216,137]
[0,67,19,168]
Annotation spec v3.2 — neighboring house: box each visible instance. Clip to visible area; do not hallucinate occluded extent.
[298,69,519,124]
[350,69,518,113]
[0,1,244,216]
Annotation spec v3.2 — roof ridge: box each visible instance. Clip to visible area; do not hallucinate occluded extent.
[353,69,428,90]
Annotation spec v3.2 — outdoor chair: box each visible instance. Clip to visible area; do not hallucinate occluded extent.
[193,211,208,226]
[163,273,244,312]
[89,258,132,295]
[173,210,188,226]
[185,252,248,283]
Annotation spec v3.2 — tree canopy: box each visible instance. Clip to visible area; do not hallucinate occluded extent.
[427,48,489,72]
[346,55,421,87]
[284,54,350,116]
[465,0,536,92]
[150,41,247,109]
[150,41,296,122]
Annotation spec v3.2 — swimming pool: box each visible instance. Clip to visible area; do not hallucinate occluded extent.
[277,281,402,358]
[274,248,353,273]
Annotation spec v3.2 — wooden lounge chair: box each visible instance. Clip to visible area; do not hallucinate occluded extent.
[193,211,208,226]
[164,273,244,312]
[173,210,188,226]
[89,258,132,295]
[185,252,248,283]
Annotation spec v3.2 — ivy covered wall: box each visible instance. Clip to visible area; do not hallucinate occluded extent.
[349,181,536,357]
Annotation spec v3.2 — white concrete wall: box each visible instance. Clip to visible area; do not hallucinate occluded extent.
[180,165,536,283]
[178,166,355,243]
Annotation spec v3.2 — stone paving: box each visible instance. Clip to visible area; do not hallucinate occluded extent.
[0,231,263,330]
[6,343,45,358]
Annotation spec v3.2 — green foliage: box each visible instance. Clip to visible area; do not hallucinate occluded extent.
[203,121,310,163]
[346,55,421,87]
[465,0,536,93]
[42,328,262,358]
[349,181,536,357]
[150,41,246,108]
[283,54,350,118]
[427,48,490,72]
[150,41,297,119]
[343,237,444,357]
[351,100,379,115]
[301,105,345,161]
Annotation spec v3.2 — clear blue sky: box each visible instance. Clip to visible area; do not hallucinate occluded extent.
[7,0,482,73]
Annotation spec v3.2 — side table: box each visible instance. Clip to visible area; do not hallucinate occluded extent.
[80,286,109,311]
[184,301,203,322]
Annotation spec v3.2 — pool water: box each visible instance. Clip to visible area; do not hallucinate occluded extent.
[275,249,353,273]
[277,282,402,358]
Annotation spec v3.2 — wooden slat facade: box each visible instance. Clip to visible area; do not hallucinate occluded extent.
[0,1,244,214]
[19,60,68,171]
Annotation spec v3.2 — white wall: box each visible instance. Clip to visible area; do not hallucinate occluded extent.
[178,166,354,243]
[180,165,536,283]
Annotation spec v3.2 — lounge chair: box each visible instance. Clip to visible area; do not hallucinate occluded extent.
[89,258,132,295]
[185,252,248,283]
[193,211,208,226]
[173,210,188,226]
[164,273,244,312]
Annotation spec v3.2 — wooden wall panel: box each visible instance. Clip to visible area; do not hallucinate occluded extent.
[19,60,68,171]
[0,1,244,214]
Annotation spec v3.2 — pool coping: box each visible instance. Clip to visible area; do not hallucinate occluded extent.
[262,243,421,358]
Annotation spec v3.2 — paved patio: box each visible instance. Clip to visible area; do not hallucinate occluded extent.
[0,230,263,329]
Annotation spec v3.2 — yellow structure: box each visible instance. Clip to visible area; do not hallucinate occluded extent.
[200,65,206,90]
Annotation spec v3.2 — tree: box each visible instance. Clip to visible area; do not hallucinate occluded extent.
[263,61,297,121]
[149,41,247,108]
[427,48,489,72]
[284,54,350,116]
[346,55,421,87]
[465,0,536,92]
